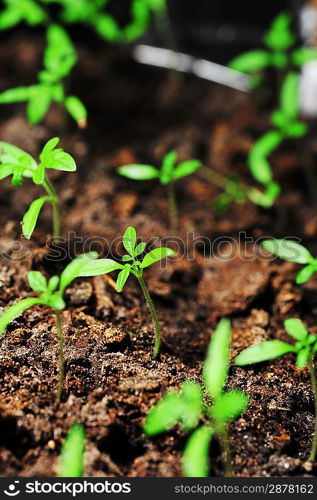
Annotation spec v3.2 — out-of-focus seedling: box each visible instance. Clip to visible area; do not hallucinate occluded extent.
[236,318,317,460]
[118,151,201,233]
[0,253,97,401]
[249,72,307,194]
[0,0,47,29]
[58,423,85,477]
[79,226,176,358]
[144,319,249,476]
[229,12,317,82]
[0,137,76,240]
[262,239,317,285]
[0,24,87,127]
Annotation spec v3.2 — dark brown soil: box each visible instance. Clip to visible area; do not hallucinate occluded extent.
[0,31,317,477]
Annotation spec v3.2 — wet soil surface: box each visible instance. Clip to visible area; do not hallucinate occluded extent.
[0,32,317,477]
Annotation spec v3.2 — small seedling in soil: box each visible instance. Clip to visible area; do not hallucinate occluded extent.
[236,318,317,461]
[144,319,249,476]
[0,252,97,401]
[229,12,317,82]
[0,24,87,127]
[58,423,85,477]
[262,239,317,284]
[0,0,47,29]
[118,151,201,233]
[0,137,76,240]
[78,226,176,358]
[249,72,307,192]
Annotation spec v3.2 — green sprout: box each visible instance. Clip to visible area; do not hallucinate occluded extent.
[144,319,249,476]
[249,72,307,192]
[0,0,47,29]
[262,239,317,285]
[0,252,97,401]
[229,12,317,81]
[78,226,176,358]
[236,318,317,461]
[58,423,85,477]
[118,152,201,233]
[0,24,87,127]
[0,137,76,240]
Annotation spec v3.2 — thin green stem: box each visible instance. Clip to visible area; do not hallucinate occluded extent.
[137,275,161,359]
[167,182,178,234]
[55,310,65,403]
[309,356,317,461]
[219,425,233,477]
[43,177,60,240]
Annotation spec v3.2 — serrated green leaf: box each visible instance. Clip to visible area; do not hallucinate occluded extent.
[182,426,213,477]
[235,340,295,366]
[27,271,47,293]
[203,318,231,400]
[211,390,249,423]
[58,423,85,478]
[123,226,137,256]
[116,266,131,292]
[118,164,160,181]
[228,50,271,73]
[79,258,124,277]
[262,239,314,264]
[0,297,42,336]
[22,196,50,239]
[284,318,308,341]
[140,247,175,268]
[296,264,317,284]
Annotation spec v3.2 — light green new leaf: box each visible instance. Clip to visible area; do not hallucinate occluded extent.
[172,160,201,181]
[228,50,271,73]
[144,391,185,435]
[42,148,76,172]
[116,266,131,292]
[0,164,14,180]
[280,72,299,120]
[140,247,175,268]
[0,85,35,103]
[79,258,124,277]
[118,164,160,181]
[26,85,52,125]
[284,318,308,341]
[48,275,59,292]
[22,196,50,239]
[58,423,85,478]
[181,381,203,431]
[262,239,314,264]
[0,142,37,174]
[160,150,177,185]
[123,226,137,256]
[248,154,272,185]
[59,252,99,294]
[134,242,146,256]
[203,318,231,400]
[296,347,310,369]
[182,426,213,477]
[296,264,317,284]
[210,390,248,423]
[292,47,317,66]
[64,96,87,127]
[27,271,47,293]
[235,340,295,366]
[0,297,41,336]
[40,137,59,160]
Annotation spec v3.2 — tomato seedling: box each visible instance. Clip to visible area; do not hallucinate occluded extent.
[0,252,97,401]
[236,318,317,460]
[0,0,47,29]
[79,226,175,358]
[144,319,249,476]
[118,151,201,233]
[58,423,85,477]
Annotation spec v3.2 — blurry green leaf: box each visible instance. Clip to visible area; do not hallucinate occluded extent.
[262,239,314,264]
[95,14,119,41]
[172,160,201,181]
[292,47,317,66]
[160,150,177,185]
[27,271,47,293]
[64,96,87,128]
[235,340,295,366]
[284,318,308,341]
[248,131,283,184]
[22,196,50,239]
[59,423,85,477]
[285,121,308,138]
[181,381,203,431]
[296,347,310,369]
[210,390,249,423]
[228,50,271,73]
[203,318,231,400]
[48,276,59,292]
[39,139,76,172]
[264,12,295,52]
[140,247,176,268]
[144,390,185,435]
[118,164,160,181]
[0,85,35,103]
[59,252,99,294]
[116,266,131,292]
[280,72,299,120]
[296,264,317,284]
[182,426,213,477]
[47,294,65,311]
[45,24,77,79]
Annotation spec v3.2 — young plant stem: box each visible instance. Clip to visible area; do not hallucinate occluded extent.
[43,177,60,240]
[219,425,233,477]
[167,182,178,234]
[137,275,161,359]
[309,356,317,460]
[55,310,65,402]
